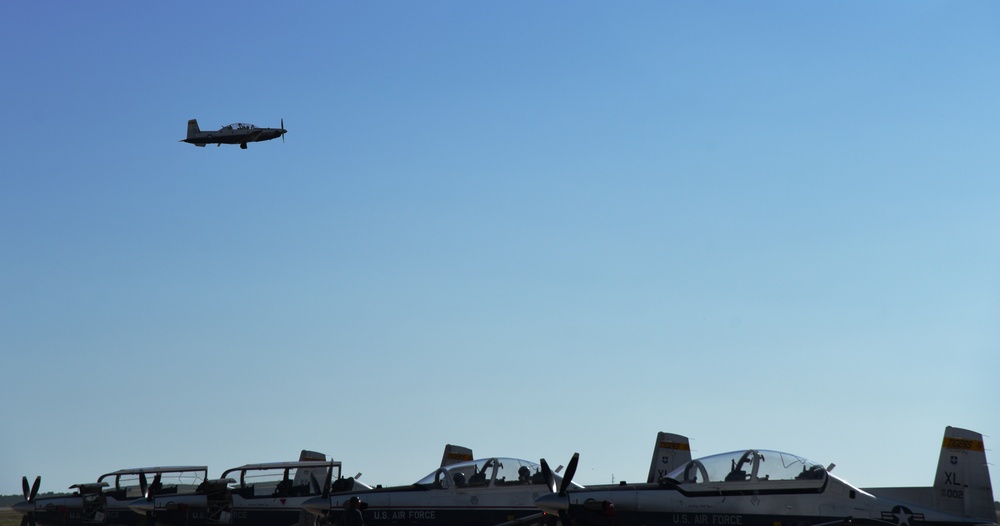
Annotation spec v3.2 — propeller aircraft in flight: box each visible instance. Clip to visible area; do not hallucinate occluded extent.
[535,426,996,526]
[12,466,208,526]
[129,450,346,526]
[181,119,286,149]
[299,433,692,526]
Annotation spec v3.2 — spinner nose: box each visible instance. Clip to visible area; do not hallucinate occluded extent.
[533,493,567,515]
[129,498,154,515]
[11,500,35,515]
[300,496,329,516]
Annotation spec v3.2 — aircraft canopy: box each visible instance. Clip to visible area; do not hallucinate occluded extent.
[221,123,257,130]
[665,449,827,484]
[415,457,554,489]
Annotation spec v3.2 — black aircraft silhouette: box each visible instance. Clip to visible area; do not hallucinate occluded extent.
[182,119,285,149]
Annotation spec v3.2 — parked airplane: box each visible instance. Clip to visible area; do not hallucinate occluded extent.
[128,446,478,526]
[12,466,208,526]
[534,426,996,526]
[299,433,691,526]
[129,450,345,526]
[181,119,286,149]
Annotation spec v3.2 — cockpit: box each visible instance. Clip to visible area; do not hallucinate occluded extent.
[221,123,256,131]
[664,450,828,485]
[415,458,563,490]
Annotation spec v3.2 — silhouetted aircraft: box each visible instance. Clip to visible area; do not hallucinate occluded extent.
[129,450,343,526]
[129,446,476,526]
[535,426,996,526]
[181,119,285,149]
[299,433,691,526]
[11,466,207,526]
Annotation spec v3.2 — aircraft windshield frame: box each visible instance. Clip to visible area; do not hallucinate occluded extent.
[665,450,827,484]
[97,467,209,492]
[414,457,547,488]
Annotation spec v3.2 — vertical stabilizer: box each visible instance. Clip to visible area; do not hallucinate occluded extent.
[647,432,692,483]
[441,444,474,467]
[187,119,200,138]
[294,451,330,492]
[932,426,994,521]
[299,450,326,461]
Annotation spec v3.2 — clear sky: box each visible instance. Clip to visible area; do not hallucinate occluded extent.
[2,2,998,499]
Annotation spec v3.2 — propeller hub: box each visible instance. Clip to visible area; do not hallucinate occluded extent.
[300,497,330,517]
[533,493,568,516]
[129,498,154,514]
[12,500,36,515]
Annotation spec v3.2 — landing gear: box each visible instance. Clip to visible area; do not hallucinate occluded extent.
[240,143,247,149]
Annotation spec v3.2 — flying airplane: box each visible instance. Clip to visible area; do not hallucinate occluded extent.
[181,119,286,149]
[12,466,208,526]
[534,426,996,526]
[129,450,347,526]
[298,433,691,526]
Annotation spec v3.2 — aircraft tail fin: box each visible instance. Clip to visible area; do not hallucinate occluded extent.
[441,444,473,467]
[647,432,692,483]
[186,119,200,138]
[292,451,329,491]
[930,426,994,521]
[299,450,326,461]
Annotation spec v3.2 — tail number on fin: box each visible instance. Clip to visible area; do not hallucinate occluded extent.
[942,438,985,451]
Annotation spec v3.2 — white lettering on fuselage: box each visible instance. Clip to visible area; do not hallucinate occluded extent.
[372,511,437,521]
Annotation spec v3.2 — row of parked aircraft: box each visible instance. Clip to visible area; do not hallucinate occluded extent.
[12,426,996,526]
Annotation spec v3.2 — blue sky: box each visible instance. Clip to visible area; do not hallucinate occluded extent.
[2,2,998,498]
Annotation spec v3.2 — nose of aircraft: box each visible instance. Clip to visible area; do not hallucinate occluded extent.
[300,496,329,516]
[533,493,567,516]
[11,500,35,515]
[129,498,154,514]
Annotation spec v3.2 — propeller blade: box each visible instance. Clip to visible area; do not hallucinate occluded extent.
[21,517,29,526]
[281,118,285,143]
[22,477,30,501]
[559,453,579,496]
[540,459,556,494]
[322,465,333,498]
[148,473,162,500]
[139,472,148,499]
[29,476,40,501]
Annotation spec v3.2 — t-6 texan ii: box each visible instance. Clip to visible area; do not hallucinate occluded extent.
[182,119,286,149]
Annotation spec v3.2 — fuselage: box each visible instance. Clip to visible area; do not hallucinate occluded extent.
[536,449,997,526]
[302,457,569,526]
[12,468,206,526]
[132,460,337,526]
[181,121,285,148]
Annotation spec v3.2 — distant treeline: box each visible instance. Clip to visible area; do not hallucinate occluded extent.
[0,493,69,507]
